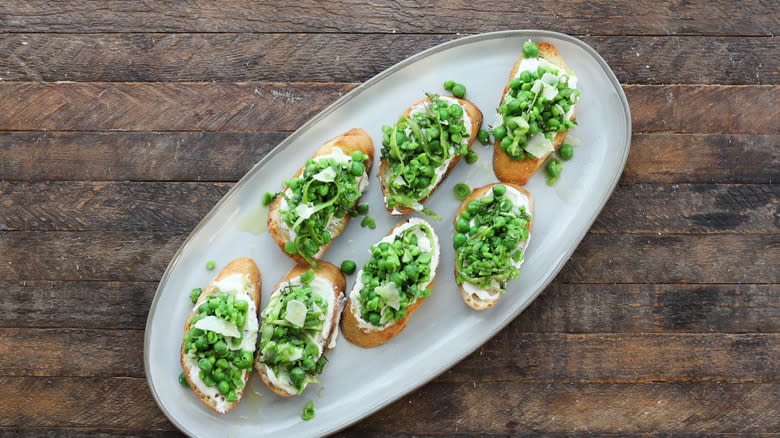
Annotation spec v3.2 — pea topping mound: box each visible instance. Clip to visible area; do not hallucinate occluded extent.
[455,184,530,293]
[357,223,435,327]
[182,292,255,403]
[279,149,370,266]
[493,40,579,161]
[257,272,330,394]
[381,94,471,219]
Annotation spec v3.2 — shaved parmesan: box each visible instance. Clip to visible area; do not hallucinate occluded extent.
[541,72,559,85]
[375,282,401,310]
[323,147,351,164]
[295,202,316,220]
[541,83,558,101]
[285,299,308,327]
[193,315,240,338]
[524,133,554,158]
[531,80,542,94]
[313,167,337,182]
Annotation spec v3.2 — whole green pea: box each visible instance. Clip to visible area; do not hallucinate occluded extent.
[443,80,455,90]
[546,159,562,178]
[453,233,467,249]
[559,144,574,160]
[452,83,466,98]
[340,260,357,275]
[478,129,490,144]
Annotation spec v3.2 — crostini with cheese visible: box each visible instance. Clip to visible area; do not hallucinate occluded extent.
[180,257,261,414]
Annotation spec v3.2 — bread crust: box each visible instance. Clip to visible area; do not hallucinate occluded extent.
[268,128,374,265]
[379,96,483,215]
[340,218,439,347]
[256,261,346,397]
[492,42,576,185]
[454,183,533,310]
[180,257,261,414]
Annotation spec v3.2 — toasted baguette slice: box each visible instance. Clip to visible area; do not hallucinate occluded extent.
[379,95,483,215]
[268,128,374,265]
[180,257,261,414]
[493,42,577,185]
[341,217,440,347]
[255,261,346,397]
[455,183,533,310]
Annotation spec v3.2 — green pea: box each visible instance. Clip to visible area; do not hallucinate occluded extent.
[361,216,376,229]
[546,159,562,178]
[340,260,357,275]
[493,125,507,140]
[351,150,364,162]
[455,217,470,233]
[509,77,523,90]
[443,80,455,90]
[465,150,478,164]
[466,200,480,214]
[349,161,365,176]
[453,233,467,249]
[356,204,369,214]
[189,288,202,304]
[263,192,275,206]
[452,83,466,98]
[206,260,216,270]
[235,300,248,312]
[214,341,228,355]
[453,183,470,201]
[178,372,189,387]
[448,104,464,118]
[478,129,490,144]
[480,195,494,206]
[226,390,237,402]
[289,367,305,386]
[451,133,463,144]
[198,358,212,372]
[492,184,507,197]
[559,144,574,160]
[300,268,315,284]
[217,380,230,395]
[284,241,297,254]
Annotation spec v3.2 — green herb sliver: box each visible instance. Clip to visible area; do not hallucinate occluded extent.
[356,223,436,327]
[454,184,530,293]
[380,94,471,219]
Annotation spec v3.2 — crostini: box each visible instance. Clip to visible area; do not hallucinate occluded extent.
[268,128,374,267]
[454,183,533,310]
[379,94,483,219]
[180,257,261,414]
[492,40,580,185]
[255,261,346,396]
[341,218,440,347]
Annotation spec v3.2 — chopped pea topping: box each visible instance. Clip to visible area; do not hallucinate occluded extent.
[381,94,473,220]
[302,400,315,420]
[455,185,530,293]
[256,279,329,394]
[189,288,203,304]
[276,148,370,267]
[493,40,579,161]
[356,223,435,327]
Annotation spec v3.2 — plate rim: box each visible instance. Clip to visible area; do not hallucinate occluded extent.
[144,29,632,438]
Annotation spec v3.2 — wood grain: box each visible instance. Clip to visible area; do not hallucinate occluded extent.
[0,84,776,133]
[0,429,182,438]
[0,281,156,329]
[1,232,777,283]
[1,182,776,233]
[1,377,776,434]
[0,34,775,85]
[3,329,775,383]
[2,1,777,35]
[1,132,776,183]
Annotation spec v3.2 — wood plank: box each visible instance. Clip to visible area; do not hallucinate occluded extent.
[0,232,777,283]
[0,377,172,428]
[622,133,779,184]
[442,333,779,384]
[2,182,776,234]
[625,85,779,134]
[1,1,776,35]
[592,184,779,234]
[0,84,776,134]
[2,377,776,434]
[3,328,775,383]
[0,182,232,231]
[0,429,182,438]
[0,82,352,132]
[0,131,285,182]
[0,34,775,85]
[1,132,776,183]
[346,382,780,435]
[0,328,144,377]
[0,281,156,330]
[520,284,780,334]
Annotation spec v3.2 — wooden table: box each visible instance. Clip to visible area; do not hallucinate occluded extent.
[1,2,777,436]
